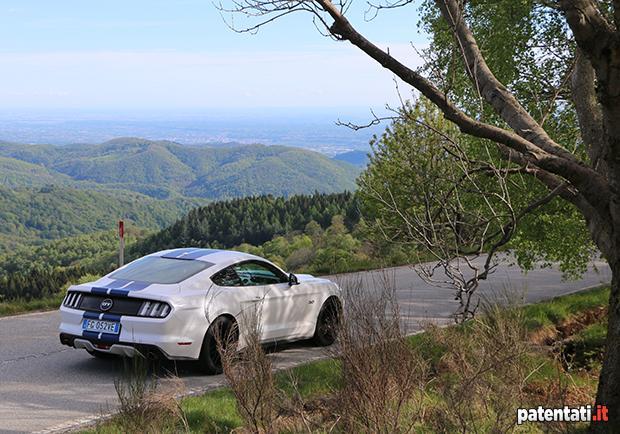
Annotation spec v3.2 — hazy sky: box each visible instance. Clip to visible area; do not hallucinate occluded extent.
[0,0,427,111]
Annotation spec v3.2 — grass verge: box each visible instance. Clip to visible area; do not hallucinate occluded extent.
[89,285,609,433]
[0,293,66,317]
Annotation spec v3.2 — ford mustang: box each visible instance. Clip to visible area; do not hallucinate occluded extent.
[59,248,342,373]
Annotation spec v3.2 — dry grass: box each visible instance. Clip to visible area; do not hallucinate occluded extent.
[91,287,608,434]
[112,356,188,433]
[333,272,429,434]
[218,307,277,434]
[275,372,340,433]
[423,302,532,433]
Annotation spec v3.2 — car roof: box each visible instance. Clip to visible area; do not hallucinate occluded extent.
[151,248,262,266]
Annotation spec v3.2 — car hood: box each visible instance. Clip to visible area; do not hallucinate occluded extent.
[296,273,315,281]
[296,274,335,285]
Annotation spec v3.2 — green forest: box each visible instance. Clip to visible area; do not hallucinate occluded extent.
[0,119,590,305]
[130,192,359,255]
[0,185,205,251]
[0,138,369,304]
[1,192,405,303]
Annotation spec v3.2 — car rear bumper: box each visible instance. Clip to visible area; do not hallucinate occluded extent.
[59,332,168,358]
[59,305,206,360]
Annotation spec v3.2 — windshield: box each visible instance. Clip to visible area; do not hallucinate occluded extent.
[109,256,211,284]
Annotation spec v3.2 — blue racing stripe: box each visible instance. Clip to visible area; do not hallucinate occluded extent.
[89,279,152,295]
[106,281,148,296]
[161,248,221,260]
[161,248,200,259]
[82,330,120,344]
[91,287,110,296]
[82,311,122,322]
[123,281,150,291]
[82,330,99,339]
[179,249,221,260]
[107,278,132,287]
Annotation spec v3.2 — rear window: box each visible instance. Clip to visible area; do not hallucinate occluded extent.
[109,256,211,284]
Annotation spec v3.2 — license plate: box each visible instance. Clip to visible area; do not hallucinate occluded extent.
[81,319,121,335]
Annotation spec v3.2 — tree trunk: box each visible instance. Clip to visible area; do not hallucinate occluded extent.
[593,261,620,432]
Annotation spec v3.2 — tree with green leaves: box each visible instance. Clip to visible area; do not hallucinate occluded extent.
[221,0,620,426]
[359,98,595,317]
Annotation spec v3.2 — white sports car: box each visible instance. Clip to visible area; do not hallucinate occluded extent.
[59,248,343,373]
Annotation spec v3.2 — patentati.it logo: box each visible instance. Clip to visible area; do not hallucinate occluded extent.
[517,405,609,425]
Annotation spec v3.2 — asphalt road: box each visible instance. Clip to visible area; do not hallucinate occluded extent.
[0,257,611,433]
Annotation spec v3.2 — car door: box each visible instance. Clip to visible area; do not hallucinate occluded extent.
[232,260,299,341]
[208,264,268,338]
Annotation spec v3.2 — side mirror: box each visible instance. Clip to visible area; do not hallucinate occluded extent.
[288,273,299,286]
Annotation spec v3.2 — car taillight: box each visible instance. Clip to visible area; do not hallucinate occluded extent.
[138,300,171,318]
[63,291,83,309]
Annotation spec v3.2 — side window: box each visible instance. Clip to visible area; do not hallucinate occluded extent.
[233,261,288,286]
[211,266,243,287]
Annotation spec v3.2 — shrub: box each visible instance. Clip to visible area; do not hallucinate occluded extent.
[334,272,428,433]
[218,307,277,434]
[113,357,187,433]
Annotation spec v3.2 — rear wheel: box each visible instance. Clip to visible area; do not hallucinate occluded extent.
[198,316,238,375]
[312,298,342,346]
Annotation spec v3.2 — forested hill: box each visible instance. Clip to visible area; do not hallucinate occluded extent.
[0,185,204,252]
[0,138,359,200]
[130,192,359,258]
[0,192,360,302]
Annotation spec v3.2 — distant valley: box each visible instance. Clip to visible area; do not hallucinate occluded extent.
[0,110,381,154]
[0,138,360,200]
[0,138,362,251]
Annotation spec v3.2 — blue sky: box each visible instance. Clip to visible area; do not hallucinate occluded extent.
[0,0,427,111]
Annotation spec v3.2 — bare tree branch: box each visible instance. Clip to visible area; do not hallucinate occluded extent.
[318,0,608,211]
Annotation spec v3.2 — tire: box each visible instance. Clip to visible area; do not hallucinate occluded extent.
[198,316,238,375]
[312,298,342,346]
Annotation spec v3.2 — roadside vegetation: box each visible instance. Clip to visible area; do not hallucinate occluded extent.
[89,285,609,434]
[234,215,414,276]
[0,273,99,316]
[0,292,66,317]
[0,192,414,317]
[0,228,141,316]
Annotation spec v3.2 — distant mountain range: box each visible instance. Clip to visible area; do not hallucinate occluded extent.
[0,111,382,153]
[333,150,369,167]
[0,138,359,200]
[0,138,362,251]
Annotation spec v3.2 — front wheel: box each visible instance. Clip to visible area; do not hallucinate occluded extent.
[312,298,342,346]
[198,316,238,375]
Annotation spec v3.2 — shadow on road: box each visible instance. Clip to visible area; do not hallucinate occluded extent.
[73,338,325,381]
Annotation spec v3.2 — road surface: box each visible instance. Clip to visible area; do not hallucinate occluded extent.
[0,257,611,433]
